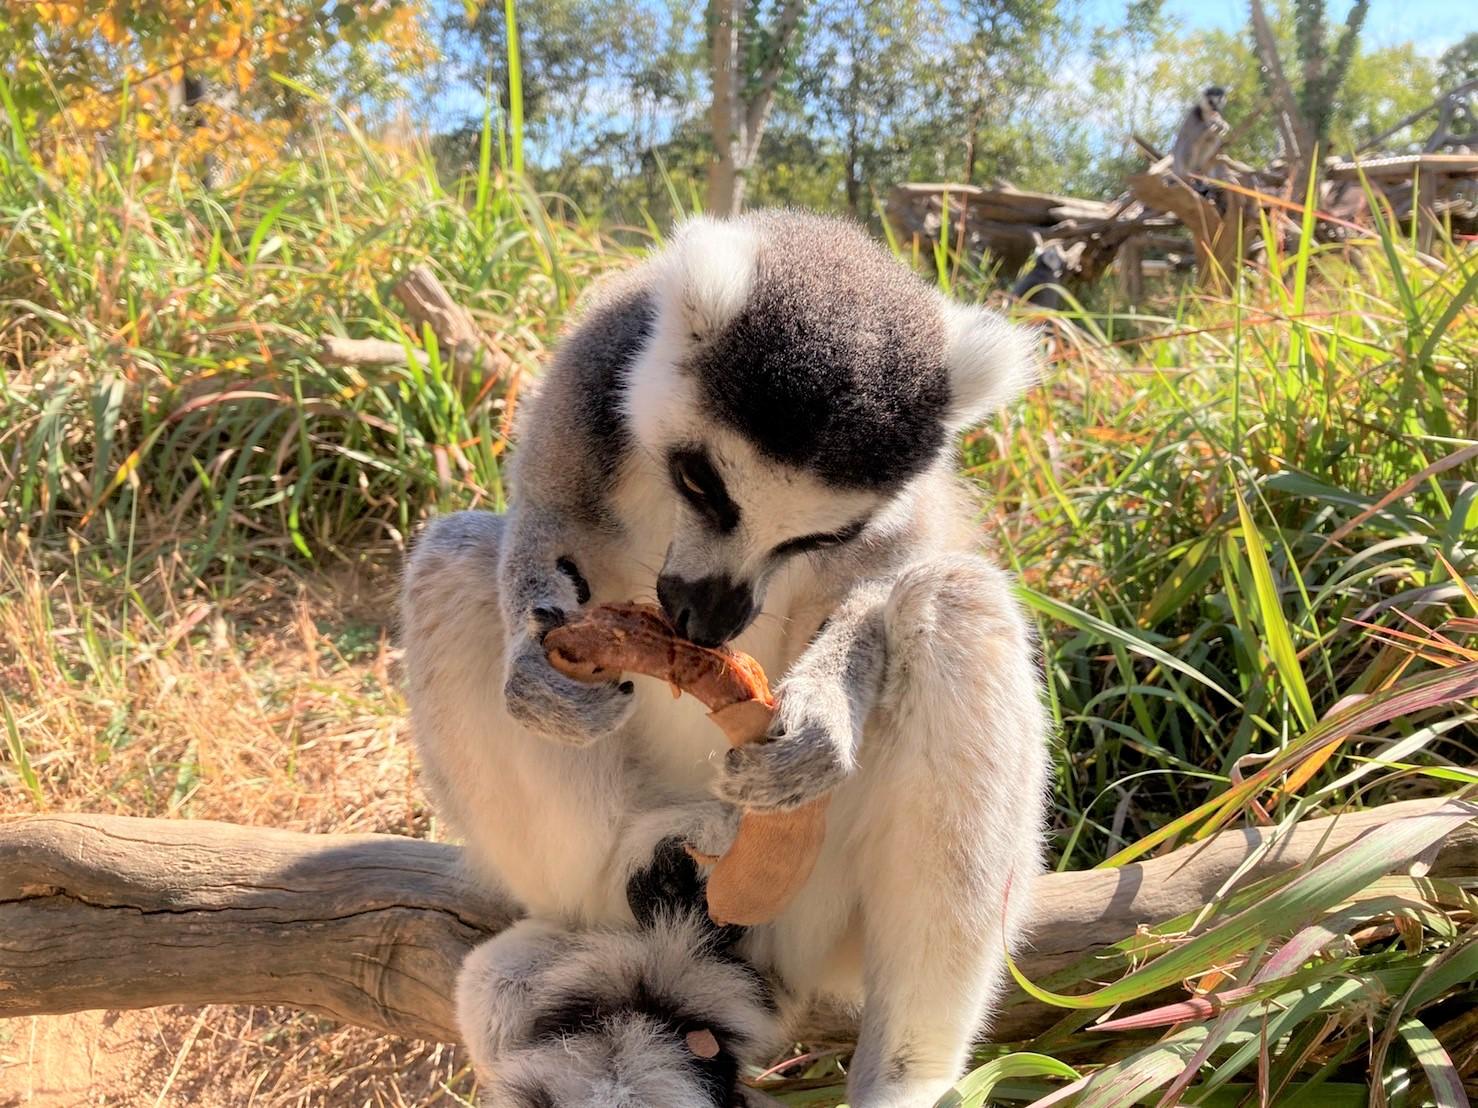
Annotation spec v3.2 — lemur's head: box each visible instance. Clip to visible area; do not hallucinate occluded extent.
[622,210,1037,647]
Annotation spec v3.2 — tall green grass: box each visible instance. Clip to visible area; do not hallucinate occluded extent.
[0,79,634,586]
[1,84,1475,1105]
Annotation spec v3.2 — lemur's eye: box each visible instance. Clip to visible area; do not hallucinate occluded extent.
[678,468,706,499]
[667,447,741,533]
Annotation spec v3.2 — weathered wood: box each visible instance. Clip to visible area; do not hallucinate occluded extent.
[392,264,513,390]
[2,799,1472,1046]
[1326,153,1478,181]
[0,817,516,1042]
[1117,237,1145,305]
[1356,78,1478,155]
[1128,170,1253,291]
[1417,171,1440,253]
[315,335,428,368]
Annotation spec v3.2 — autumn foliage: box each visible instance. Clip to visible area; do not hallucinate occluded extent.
[2,0,434,177]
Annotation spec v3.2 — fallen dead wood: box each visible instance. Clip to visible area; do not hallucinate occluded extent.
[316,335,429,368]
[312,265,516,388]
[1,799,1473,1045]
[889,81,1478,307]
[1128,170,1255,291]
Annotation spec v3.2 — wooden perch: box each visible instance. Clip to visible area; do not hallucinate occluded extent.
[2,799,1472,1046]
[1128,170,1253,291]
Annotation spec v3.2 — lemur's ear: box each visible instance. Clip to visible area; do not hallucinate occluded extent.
[663,216,759,342]
[939,299,1041,430]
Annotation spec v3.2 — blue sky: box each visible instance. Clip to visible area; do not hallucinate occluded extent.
[1081,0,1473,53]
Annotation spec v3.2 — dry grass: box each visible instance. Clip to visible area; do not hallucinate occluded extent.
[0,545,477,1105]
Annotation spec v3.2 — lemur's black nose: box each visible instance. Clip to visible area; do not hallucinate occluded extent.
[656,573,755,648]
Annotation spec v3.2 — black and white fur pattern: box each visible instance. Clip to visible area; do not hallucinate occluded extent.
[402,210,1051,1108]
[458,909,783,1108]
[1170,86,1230,181]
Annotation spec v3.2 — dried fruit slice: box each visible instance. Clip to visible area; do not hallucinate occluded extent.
[544,603,829,926]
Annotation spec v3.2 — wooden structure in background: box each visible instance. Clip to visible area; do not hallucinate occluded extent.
[887,86,1478,306]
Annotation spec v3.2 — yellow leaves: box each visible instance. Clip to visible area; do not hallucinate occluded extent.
[35,2,79,27]
[21,0,435,184]
[213,26,243,60]
[97,9,124,43]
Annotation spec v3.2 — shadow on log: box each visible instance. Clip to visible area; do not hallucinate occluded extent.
[1,799,1473,1046]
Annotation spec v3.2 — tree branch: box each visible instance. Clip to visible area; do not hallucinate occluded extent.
[1248,0,1311,166]
[741,0,807,162]
[3,799,1472,1045]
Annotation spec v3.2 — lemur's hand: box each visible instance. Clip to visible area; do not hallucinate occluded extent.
[503,558,637,746]
[714,675,855,811]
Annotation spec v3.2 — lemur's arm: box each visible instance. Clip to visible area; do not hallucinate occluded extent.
[716,578,892,811]
[494,272,656,747]
[497,501,637,746]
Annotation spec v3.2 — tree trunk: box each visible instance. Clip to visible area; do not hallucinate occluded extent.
[964,104,984,185]
[1249,0,1317,201]
[707,0,806,217]
[3,799,1472,1046]
[845,121,861,218]
[707,0,742,216]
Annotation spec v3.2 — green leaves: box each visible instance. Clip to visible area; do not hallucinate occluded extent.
[1234,485,1316,730]
[1013,798,1476,1012]
[940,1053,1082,1107]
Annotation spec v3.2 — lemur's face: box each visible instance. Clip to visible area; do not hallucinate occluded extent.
[620,212,1039,645]
[653,428,884,646]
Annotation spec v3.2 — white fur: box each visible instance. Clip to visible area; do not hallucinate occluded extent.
[666,215,759,340]
[621,218,758,451]
[402,215,1050,1108]
[939,297,1043,429]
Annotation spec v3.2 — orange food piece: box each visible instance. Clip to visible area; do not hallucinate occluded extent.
[543,603,773,712]
[544,603,829,926]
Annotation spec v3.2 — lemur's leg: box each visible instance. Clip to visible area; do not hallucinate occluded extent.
[845,556,1048,1108]
[402,511,736,924]
[402,511,629,922]
[715,554,1048,1108]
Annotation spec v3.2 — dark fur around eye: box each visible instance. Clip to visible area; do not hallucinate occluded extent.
[771,517,867,559]
[668,447,740,533]
[556,556,591,605]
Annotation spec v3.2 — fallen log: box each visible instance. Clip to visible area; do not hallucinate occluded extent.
[315,335,429,368]
[1128,169,1256,290]
[1,799,1473,1045]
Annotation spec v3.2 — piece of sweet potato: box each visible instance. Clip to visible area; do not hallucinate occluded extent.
[543,603,829,926]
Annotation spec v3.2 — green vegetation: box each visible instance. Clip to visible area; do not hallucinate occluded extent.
[2,13,1476,1105]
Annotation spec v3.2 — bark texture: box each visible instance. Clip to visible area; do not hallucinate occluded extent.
[3,799,1473,1044]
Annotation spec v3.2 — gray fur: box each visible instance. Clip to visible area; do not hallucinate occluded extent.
[402,210,1051,1108]
[718,579,891,811]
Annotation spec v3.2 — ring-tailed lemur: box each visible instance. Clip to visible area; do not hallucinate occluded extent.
[401,210,1051,1108]
[1170,86,1230,182]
